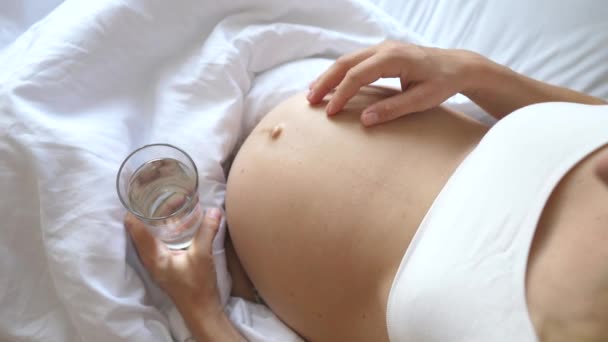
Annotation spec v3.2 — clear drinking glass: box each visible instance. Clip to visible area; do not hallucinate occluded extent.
[117,144,203,250]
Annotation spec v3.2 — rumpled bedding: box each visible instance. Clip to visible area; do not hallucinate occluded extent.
[0,0,429,340]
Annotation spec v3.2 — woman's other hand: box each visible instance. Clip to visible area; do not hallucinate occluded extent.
[307,40,483,126]
[125,208,222,313]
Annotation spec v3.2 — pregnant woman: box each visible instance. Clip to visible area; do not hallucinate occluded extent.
[126,41,608,341]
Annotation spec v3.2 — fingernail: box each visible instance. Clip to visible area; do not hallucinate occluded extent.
[207,208,222,220]
[362,111,379,126]
[307,90,315,101]
[326,102,336,115]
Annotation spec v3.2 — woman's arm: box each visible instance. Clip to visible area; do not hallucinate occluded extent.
[307,40,606,126]
[462,53,606,119]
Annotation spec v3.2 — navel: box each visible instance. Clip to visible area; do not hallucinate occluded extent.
[270,124,284,139]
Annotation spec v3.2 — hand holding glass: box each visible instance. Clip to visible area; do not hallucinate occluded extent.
[117,144,203,250]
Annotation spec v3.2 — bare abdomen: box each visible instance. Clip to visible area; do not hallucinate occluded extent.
[226,87,487,341]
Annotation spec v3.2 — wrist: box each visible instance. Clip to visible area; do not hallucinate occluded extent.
[179,302,244,342]
[194,306,228,335]
[175,294,223,322]
[455,49,505,97]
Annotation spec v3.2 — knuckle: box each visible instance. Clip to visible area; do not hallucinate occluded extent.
[381,102,396,114]
[334,55,351,68]
[203,216,220,229]
[381,40,403,53]
[414,86,433,100]
[376,103,401,121]
[377,53,398,68]
[344,70,362,84]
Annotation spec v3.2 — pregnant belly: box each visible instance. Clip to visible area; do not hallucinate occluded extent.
[225,87,487,341]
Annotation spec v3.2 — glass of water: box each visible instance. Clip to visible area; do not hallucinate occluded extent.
[116,144,203,250]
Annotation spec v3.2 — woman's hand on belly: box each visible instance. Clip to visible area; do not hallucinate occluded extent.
[308,40,605,126]
[307,40,480,126]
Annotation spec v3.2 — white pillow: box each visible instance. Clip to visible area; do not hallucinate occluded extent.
[370,0,608,101]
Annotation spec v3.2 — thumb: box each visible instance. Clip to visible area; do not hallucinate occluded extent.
[191,207,222,256]
[360,83,437,127]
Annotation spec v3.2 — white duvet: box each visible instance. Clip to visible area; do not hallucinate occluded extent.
[0,0,424,340]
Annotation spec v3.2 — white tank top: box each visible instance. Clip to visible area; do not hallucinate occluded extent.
[386,103,608,341]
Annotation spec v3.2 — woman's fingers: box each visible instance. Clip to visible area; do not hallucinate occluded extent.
[307,47,375,104]
[125,213,167,270]
[327,54,401,115]
[191,208,222,257]
[360,83,437,126]
[309,41,468,127]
